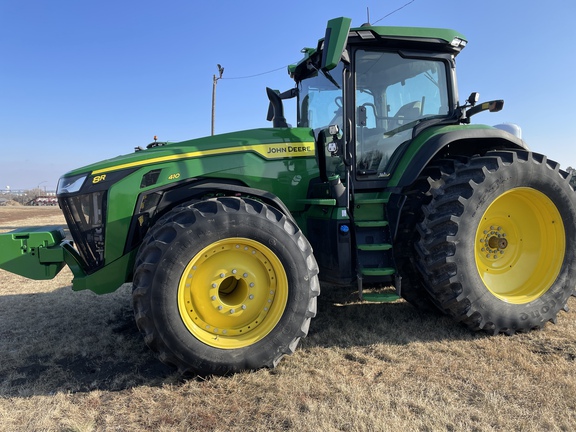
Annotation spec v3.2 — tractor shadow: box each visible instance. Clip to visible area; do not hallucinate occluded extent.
[303,283,488,349]
[0,283,178,397]
[0,281,484,397]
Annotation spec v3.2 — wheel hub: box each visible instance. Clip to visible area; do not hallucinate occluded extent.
[479,226,508,261]
[197,265,277,336]
[178,238,287,349]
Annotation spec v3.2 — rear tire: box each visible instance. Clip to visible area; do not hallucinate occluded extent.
[395,157,465,311]
[416,150,576,334]
[132,197,319,375]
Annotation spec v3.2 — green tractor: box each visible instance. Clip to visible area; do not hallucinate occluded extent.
[2,17,575,375]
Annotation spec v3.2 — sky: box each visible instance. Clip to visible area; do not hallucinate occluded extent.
[1,0,575,191]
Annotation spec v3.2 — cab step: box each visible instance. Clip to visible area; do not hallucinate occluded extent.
[360,267,395,277]
[362,291,401,302]
[357,243,393,252]
[355,220,388,228]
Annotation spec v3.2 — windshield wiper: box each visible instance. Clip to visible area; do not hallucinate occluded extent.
[320,68,341,89]
[383,118,423,138]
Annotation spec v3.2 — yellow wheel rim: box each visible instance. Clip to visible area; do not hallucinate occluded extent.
[475,187,565,304]
[177,238,288,349]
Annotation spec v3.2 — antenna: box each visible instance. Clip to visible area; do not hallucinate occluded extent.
[367,7,370,25]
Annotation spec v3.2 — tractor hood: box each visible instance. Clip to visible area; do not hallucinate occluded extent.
[58,127,316,190]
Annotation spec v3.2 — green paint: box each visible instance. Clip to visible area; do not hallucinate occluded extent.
[0,227,66,280]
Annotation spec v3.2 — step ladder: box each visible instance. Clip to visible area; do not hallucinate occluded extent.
[353,197,398,301]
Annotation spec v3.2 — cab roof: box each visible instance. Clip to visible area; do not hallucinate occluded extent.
[289,21,467,78]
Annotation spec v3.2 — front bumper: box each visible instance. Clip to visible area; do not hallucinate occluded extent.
[0,226,133,294]
[0,226,68,280]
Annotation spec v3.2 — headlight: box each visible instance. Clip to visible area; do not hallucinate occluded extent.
[57,174,88,195]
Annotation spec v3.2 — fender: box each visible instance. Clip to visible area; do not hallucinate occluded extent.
[124,179,296,255]
[393,127,529,189]
[386,127,529,243]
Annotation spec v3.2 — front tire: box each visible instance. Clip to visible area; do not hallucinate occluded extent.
[132,197,319,375]
[416,150,576,334]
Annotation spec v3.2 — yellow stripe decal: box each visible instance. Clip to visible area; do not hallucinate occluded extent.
[92,142,315,175]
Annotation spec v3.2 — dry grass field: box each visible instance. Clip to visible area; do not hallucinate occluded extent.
[1,206,576,431]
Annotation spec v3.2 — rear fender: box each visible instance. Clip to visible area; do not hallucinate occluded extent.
[386,128,529,243]
[393,128,529,189]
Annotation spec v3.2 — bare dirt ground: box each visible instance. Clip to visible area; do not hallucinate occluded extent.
[1,207,576,431]
[0,206,63,226]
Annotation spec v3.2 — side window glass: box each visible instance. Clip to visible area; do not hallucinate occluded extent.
[355,50,449,177]
[298,63,344,130]
[386,65,447,118]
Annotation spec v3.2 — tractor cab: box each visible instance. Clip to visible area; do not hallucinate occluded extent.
[286,18,466,190]
[265,18,469,290]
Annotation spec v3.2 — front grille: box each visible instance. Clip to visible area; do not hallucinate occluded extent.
[59,191,107,272]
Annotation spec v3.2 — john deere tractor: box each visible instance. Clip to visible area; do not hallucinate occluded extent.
[2,17,575,375]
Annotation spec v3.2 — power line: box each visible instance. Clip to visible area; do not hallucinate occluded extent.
[372,0,416,25]
[220,3,416,81]
[221,65,288,80]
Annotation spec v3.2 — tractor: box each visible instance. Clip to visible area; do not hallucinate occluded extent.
[2,17,575,376]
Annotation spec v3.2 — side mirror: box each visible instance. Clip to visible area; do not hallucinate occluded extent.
[466,100,504,117]
[266,88,288,128]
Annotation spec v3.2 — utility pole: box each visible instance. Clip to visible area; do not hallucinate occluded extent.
[211,64,224,136]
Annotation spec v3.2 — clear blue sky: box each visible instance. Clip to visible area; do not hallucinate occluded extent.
[1,0,575,190]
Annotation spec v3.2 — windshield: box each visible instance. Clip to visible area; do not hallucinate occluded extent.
[355,50,450,177]
[297,63,344,130]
